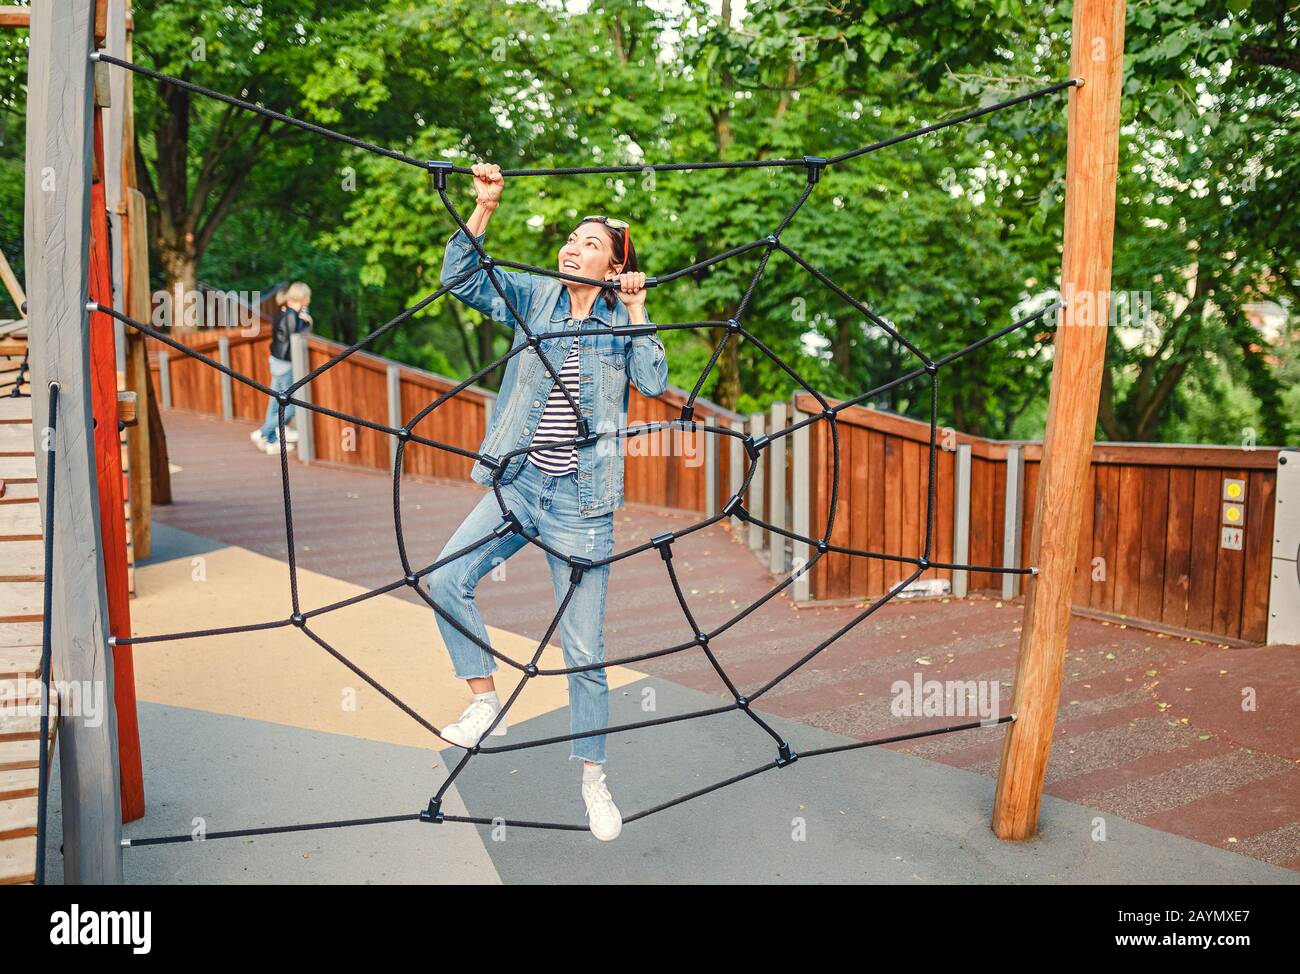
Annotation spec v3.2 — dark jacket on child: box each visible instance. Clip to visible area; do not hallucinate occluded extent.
[269,306,310,362]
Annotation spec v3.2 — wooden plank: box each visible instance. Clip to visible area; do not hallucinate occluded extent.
[0,503,42,540]
[1113,466,1143,617]
[24,0,123,882]
[866,431,885,595]
[849,424,869,594]
[0,622,41,649]
[0,767,38,800]
[883,436,902,589]
[0,399,34,423]
[1211,467,1247,638]
[1239,470,1275,642]
[934,445,954,582]
[1092,464,1119,611]
[0,7,32,29]
[0,424,33,456]
[1072,462,1095,605]
[0,795,36,833]
[0,540,43,581]
[0,582,43,622]
[826,423,853,598]
[0,836,37,885]
[1185,469,1220,633]
[968,456,993,590]
[990,462,1007,589]
[901,437,920,578]
[0,646,41,678]
[1137,465,1168,620]
[1160,467,1194,629]
[994,0,1127,842]
[0,456,36,483]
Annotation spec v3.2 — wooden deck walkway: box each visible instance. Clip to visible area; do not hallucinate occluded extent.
[144,407,1300,872]
[0,396,57,884]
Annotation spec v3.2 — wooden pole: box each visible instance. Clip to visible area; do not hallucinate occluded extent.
[992,0,1126,840]
[24,0,124,883]
[90,58,145,825]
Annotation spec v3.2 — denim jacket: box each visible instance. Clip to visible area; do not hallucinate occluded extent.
[440,227,669,517]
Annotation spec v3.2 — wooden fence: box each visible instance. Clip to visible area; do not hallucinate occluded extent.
[143,300,1287,645]
[794,393,1283,643]
[147,316,740,516]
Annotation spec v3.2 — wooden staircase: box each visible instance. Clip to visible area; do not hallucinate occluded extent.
[0,396,58,884]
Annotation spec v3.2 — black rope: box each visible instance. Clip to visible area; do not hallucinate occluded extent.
[87,51,1067,844]
[35,382,59,884]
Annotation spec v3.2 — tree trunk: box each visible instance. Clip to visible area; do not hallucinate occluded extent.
[834,317,853,382]
[709,323,742,409]
[156,234,197,326]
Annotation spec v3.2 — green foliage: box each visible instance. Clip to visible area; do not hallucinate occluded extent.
[1,0,1294,444]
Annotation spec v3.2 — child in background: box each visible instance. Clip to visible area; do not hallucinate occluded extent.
[251,281,312,454]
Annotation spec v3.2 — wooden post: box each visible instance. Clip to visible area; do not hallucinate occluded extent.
[290,332,314,462]
[728,418,743,533]
[157,350,172,407]
[124,186,152,558]
[748,412,765,551]
[89,7,143,824]
[24,0,124,883]
[1001,444,1026,599]
[993,0,1126,841]
[103,0,125,370]
[768,400,787,575]
[952,443,972,598]
[386,365,401,470]
[218,336,233,419]
[703,418,717,517]
[791,404,810,602]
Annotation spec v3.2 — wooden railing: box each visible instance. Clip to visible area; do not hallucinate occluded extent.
[144,303,1287,645]
[794,393,1284,643]
[147,318,741,517]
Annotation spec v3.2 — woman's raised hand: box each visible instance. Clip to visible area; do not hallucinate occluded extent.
[608,271,648,313]
[471,162,504,208]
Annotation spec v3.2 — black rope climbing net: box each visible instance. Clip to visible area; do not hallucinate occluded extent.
[85,50,1071,845]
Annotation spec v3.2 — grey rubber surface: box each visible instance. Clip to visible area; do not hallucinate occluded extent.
[447,676,1300,884]
[39,676,1298,884]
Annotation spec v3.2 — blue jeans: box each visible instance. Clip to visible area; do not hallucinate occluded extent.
[259,364,294,443]
[427,460,615,763]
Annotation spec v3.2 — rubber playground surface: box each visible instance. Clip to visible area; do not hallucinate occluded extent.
[42,410,1300,883]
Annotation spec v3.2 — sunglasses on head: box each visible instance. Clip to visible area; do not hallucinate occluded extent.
[581,215,631,270]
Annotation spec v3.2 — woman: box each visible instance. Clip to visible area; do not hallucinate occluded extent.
[427,162,668,841]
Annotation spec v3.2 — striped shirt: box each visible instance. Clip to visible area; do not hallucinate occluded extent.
[526,341,582,476]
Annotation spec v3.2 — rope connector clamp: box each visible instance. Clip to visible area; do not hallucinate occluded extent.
[427,160,454,191]
[803,156,828,184]
[569,555,593,584]
[420,797,445,824]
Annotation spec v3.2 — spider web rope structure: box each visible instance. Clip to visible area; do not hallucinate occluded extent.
[88,51,1071,845]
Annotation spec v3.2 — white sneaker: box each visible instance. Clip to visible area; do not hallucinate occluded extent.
[442,697,508,748]
[250,429,267,450]
[263,438,295,455]
[582,773,623,841]
[284,427,300,444]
